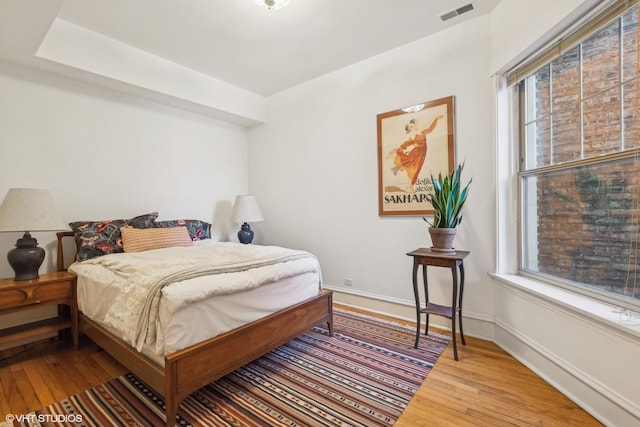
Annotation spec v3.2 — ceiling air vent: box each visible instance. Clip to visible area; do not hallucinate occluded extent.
[440,3,474,22]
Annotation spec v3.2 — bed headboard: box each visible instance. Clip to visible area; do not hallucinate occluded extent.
[57,231,75,272]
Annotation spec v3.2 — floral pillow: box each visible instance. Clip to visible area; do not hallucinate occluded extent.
[69,212,158,261]
[154,219,210,241]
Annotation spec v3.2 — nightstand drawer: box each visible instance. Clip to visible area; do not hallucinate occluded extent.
[32,281,73,303]
[0,271,78,350]
[0,288,29,309]
[0,279,73,310]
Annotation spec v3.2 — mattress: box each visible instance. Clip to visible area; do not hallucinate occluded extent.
[69,241,321,364]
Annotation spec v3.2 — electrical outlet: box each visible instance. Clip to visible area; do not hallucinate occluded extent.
[344,278,354,287]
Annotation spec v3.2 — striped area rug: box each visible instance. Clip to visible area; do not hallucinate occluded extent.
[15,309,449,427]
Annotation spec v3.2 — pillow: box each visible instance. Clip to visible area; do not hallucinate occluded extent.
[154,219,210,241]
[69,212,158,261]
[121,226,192,253]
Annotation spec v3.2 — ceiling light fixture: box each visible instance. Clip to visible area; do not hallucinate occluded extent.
[255,0,293,11]
[402,104,425,113]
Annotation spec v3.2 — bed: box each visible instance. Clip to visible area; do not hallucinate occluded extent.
[56,218,333,427]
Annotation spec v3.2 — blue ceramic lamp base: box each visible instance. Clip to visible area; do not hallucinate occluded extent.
[238,222,254,244]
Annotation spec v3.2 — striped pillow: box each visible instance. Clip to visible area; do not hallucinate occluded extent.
[121,226,192,253]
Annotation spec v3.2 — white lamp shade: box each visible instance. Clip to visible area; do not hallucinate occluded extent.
[0,188,68,232]
[231,195,264,223]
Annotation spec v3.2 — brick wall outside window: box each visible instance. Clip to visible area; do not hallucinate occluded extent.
[522,5,640,302]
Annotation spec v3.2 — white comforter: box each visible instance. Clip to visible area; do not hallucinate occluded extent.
[69,241,321,351]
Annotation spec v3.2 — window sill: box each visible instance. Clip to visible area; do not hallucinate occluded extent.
[490,273,640,340]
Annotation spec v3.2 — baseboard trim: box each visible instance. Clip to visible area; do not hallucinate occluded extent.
[495,320,639,426]
[492,276,640,426]
[324,286,495,340]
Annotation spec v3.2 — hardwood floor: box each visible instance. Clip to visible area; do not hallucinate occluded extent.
[0,336,125,418]
[349,306,603,427]
[0,308,603,426]
[395,335,602,427]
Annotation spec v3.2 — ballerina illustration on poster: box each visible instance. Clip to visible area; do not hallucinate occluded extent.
[377,96,454,216]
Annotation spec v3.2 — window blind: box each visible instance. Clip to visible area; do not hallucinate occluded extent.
[505,0,639,86]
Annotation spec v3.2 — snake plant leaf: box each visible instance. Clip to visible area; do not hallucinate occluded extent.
[423,163,471,229]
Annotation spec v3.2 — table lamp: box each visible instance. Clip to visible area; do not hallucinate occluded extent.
[0,188,68,281]
[231,195,264,244]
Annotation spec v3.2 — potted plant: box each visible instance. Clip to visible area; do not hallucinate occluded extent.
[423,162,472,254]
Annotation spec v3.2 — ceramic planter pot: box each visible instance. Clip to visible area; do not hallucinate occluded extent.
[428,227,456,254]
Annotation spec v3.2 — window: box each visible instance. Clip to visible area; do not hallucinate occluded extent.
[512,1,640,310]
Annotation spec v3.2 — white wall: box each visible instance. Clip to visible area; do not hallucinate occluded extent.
[249,1,640,425]
[249,16,496,337]
[2,1,635,423]
[489,0,600,73]
[0,60,249,280]
[490,1,640,425]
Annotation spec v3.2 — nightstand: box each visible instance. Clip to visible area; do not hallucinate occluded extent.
[0,271,78,350]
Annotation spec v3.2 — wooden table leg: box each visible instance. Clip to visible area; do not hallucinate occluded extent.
[451,264,459,361]
[458,261,466,346]
[412,257,421,348]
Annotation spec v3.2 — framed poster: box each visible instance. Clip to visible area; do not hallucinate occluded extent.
[377,96,455,216]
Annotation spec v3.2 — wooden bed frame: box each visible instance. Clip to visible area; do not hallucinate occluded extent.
[56,231,334,427]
